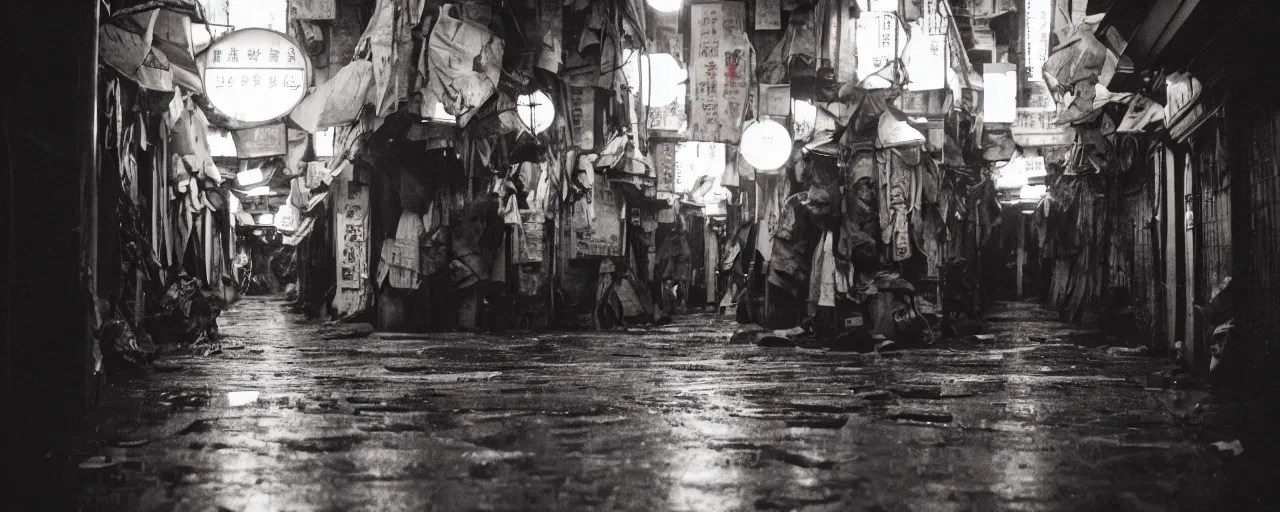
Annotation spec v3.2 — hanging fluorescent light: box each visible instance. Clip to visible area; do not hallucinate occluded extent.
[622,51,686,107]
[516,90,555,134]
[739,119,793,171]
[245,185,272,196]
[236,168,264,186]
[647,0,682,13]
[1020,184,1047,200]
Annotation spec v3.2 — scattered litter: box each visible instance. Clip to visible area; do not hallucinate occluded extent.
[785,416,850,429]
[762,447,836,469]
[887,410,953,424]
[861,391,893,402]
[1105,346,1149,357]
[177,419,218,435]
[383,363,432,373]
[892,385,942,399]
[152,362,185,373]
[78,456,118,470]
[1211,439,1244,456]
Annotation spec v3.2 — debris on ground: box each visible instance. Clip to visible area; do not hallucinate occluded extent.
[761,447,837,469]
[887,409,954,424]
[1210,439,1244,456]
[1105,346,1149,357]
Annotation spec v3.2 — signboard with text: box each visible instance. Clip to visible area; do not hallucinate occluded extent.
[689,2,753,144]
[202,28,311,124]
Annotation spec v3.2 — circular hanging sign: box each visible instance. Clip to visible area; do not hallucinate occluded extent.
[201,28,311,125]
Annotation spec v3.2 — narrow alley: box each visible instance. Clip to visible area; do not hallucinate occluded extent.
[9,0,1280,511]
[74,298,1276,511]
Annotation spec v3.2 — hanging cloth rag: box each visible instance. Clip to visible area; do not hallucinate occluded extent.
[420,4,505,127]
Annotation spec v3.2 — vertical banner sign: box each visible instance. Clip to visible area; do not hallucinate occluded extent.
[569,87,595,150]
[690,2,752,144]
[756,0,781,30]
[1024,0,1051,82]
[855,11,902,88]
[905,0,948,91]
[654,142,678,192]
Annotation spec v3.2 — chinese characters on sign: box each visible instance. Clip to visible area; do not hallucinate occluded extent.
[689,2,752,143]
[569,87,595,150]
[855,11,902,88]
[203,28,310,124]
[1024,0,1051,82]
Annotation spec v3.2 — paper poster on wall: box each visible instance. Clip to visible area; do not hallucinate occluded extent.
[654,142,678,192]
[573,174,623,257]
[335,178,369,290]
[756,0,781,30]
[689,2,753,143]
[520,210,545,262]
[569,87,595,150]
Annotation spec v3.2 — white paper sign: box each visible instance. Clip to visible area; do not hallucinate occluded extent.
[855,11,904,89]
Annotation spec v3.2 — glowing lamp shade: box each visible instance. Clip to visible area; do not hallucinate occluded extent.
[516,90,556,134]
[739,119,793,171]
[1020,184,1048,200]
[622,52,685,107]
[255,213,274,225]
[647,0,682,13]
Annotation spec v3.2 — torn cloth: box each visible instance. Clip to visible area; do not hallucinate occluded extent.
[420,4,504,127]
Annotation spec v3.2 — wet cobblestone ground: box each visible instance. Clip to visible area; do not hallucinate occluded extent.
[76,298,1279,511]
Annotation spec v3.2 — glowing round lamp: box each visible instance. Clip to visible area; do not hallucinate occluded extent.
[622,52,685,107]
[739,119,793,171]
[516,90,555,134]
[647,0,682,13]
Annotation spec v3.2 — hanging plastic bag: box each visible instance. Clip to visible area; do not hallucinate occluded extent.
[421,4,504,127]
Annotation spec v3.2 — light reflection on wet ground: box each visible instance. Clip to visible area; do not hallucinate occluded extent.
[75,299,1277,511]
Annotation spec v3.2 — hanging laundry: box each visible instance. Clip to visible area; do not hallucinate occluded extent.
[421,4,505,127]
[290,60,374,133]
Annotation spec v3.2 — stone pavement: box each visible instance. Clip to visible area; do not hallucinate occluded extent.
[74,298,1279,511]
